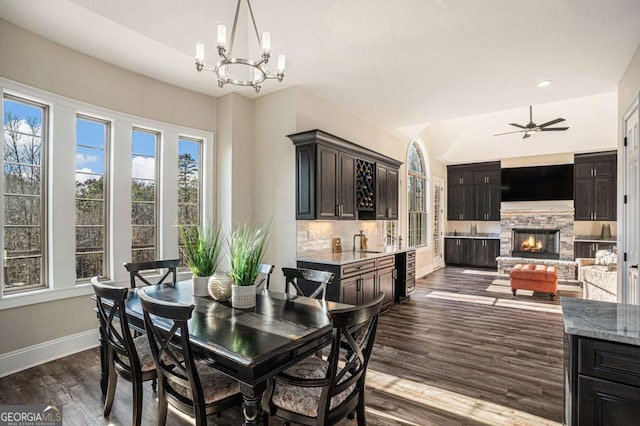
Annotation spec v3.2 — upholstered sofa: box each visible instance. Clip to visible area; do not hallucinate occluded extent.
[576,258,618,302]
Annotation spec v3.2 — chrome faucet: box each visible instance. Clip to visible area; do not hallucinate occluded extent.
[353,230,366,252]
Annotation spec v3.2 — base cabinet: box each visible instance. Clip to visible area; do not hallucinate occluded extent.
[297,255,396,310]
[445,238,499,269]
[574,242,616,259]
[565,334,640,425]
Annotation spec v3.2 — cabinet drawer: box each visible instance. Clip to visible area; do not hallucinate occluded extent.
[377,255,395,269]
[406,278,415,294]
[407,250,416,261]
[407,259,416,271]
[341,260,377,277]
[579,337,640,387]
[407,269,416,280]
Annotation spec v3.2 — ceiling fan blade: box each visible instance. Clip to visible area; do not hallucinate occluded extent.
[539,127,569,131]
[522,132,531,139]
[538,118,565,128]
[509,123,526,129]
[494,130,526,136]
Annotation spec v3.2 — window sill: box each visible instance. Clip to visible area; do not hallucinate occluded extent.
[0,284,96,310]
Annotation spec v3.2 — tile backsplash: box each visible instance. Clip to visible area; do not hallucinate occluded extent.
[297,221,393,253]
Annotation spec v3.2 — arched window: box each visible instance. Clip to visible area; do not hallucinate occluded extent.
[408,142,428,247]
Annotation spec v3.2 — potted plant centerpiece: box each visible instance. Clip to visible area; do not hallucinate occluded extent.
[228,222,270,309]
[179,223,223,297]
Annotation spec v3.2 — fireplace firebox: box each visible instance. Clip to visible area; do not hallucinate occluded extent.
[511,228,560,259]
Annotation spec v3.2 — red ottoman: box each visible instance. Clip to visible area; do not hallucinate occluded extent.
[509,264,558,300]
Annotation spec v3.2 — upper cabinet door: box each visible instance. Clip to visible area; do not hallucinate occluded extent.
[339,152,357,219]
[316,145,339,219]
[574,152,617,221]
[388,167,399,220]
[376,164,389,219]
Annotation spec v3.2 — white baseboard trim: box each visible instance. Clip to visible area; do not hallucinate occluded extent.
[417,265,433,279]
[0,328,100,378]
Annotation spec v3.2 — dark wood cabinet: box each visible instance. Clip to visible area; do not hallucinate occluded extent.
[376,255,395,310]
[445,237,499,269]
[297,256,394,309]
[376,163,399,220]
[315,145,356,220]
[565,334,640,425]
[395,250,416,302]
[574,152,617,221]
[289,130,402,220]
[448,162,500,221]
[574,242,616,259]
[445,238,471,265]
[472,239,499,268]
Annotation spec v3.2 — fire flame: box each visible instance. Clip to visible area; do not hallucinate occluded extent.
[520,235,543,252]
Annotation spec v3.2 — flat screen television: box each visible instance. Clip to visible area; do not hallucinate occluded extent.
[501,164,574,202]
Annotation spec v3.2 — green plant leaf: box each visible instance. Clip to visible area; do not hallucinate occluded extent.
[178,222,223,277]
[228,221,271,286]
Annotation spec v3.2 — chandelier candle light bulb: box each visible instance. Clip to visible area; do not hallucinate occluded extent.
[195,0,285,92]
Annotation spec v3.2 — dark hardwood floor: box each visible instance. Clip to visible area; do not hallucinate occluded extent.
[0,267,581,425]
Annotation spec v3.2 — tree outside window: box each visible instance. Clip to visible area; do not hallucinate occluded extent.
[75,115,109,281]
[408,142,427,248]
[2,95,47,293]
[131,129,158,263]
[177,138,201,268]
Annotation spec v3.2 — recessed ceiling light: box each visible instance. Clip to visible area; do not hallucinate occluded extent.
[536,80,552,87]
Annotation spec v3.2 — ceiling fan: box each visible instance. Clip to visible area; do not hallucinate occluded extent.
[494,105,569,139]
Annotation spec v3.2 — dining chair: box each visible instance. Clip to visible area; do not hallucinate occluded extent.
[256,263,275,290]
[123,259,179,289]
[138,289,242,426]
[91,277,158,426]
[282,267,334,300]
[265,292,385,425]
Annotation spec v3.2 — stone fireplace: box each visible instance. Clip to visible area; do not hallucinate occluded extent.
[498,206,576,280]
[511,228,560,259]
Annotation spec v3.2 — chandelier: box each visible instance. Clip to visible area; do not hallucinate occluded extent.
[195,0,286,93]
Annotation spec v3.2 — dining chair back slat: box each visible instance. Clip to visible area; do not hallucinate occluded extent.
[256,263,275,290]
[266,292,384,425]
[124,259,179,288]
[91,277,156,426]
[139,289,241,426]
[282,267,334,300]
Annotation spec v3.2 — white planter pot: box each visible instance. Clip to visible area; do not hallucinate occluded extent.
[192,276,210,296]
[231,284,257,309]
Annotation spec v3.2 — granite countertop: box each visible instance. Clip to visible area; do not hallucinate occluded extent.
[296,246,413,265]
[444,233,500,240]
[561,297,640,346]
[574,235,618,243]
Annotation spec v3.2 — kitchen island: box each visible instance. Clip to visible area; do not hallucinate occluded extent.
[296,246,415,310]
[562,297,640,425]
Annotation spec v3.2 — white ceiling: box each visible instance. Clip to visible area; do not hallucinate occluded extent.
[1,0,640,142]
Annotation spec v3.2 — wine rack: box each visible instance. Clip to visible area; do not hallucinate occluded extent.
[356,159,375,210]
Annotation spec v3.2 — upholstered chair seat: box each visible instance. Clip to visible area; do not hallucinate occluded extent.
[270,356,355,417]
[169,362,240,404]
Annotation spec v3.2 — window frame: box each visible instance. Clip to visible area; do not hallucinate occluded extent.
[2,93,50,295]
[407,141,428,249]
[131,127,160,264]
[75,114,111,283]
[0,77,214,310]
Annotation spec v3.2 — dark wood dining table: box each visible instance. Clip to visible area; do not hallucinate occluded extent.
[96,280,350,425]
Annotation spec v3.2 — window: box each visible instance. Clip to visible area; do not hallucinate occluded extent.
[75,115,109,281]
[177,137,202,267]
[408,142,427,248]
[2,95,48,293]
[131,128,158,263]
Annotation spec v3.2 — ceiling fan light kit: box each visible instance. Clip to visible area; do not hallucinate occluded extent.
[195,0,286,93]
[494,105,569,139]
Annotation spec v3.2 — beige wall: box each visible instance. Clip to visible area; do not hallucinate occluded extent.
[0,19,217,355]
[252,89,297,291]
[619,44,640,117]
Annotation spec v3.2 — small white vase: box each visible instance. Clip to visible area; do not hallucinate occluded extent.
[208,272,233,301]
[231,284,257,309]
[192,276,210,296]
